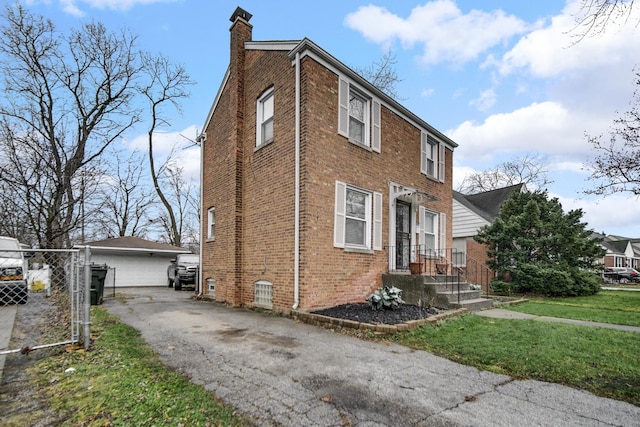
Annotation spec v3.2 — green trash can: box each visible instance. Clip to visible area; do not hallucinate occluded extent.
[90,264,108,305]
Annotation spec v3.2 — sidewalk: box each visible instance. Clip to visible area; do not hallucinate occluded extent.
[475,308,640,333]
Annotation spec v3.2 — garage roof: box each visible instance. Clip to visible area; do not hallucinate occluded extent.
[77,236,192,254]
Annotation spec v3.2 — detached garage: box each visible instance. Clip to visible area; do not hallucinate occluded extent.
[77,237,192,287]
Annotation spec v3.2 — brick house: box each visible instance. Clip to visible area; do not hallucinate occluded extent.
[596,234,640,269]
[199,7,458,311]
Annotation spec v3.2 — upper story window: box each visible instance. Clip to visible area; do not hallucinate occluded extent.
[348,90,367,145]
[421,131,445,182]
[256,87,274,147]
[338,77,381,152]
[207,207,215,240]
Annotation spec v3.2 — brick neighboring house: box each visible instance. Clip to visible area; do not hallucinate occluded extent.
[596,234,640,269]
[199,8,457,311]
[451,183,524,290]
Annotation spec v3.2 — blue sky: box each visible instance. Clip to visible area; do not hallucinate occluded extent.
[21,0,640,237]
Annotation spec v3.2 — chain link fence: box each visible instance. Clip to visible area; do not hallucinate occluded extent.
[1,247,92,358]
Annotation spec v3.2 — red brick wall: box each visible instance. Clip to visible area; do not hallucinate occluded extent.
[202,26,455,311]
[465,237,493,291]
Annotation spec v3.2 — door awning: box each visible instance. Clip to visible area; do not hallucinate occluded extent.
[390,182,440,205]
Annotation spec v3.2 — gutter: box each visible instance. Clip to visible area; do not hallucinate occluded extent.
[292,51,301,310]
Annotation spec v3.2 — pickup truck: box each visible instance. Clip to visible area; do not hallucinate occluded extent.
[167,254,199,291]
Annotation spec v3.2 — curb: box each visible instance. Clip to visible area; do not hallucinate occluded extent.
[292,308,468,335]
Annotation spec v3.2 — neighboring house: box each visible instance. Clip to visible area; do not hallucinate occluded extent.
[77,237,191,287]
[596,234,640,269]
[451,184,524,289]
[199,8,457,311]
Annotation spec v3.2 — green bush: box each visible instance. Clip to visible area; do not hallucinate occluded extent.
[366,286,405,310]
[492,264,601,297]
[490,279,514,295]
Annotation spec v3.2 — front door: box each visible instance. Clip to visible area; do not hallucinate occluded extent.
[395,200,411,270]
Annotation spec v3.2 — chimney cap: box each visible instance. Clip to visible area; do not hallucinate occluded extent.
[230,7,252,23]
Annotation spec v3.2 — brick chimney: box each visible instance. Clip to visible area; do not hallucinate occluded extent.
[228,7,252,306]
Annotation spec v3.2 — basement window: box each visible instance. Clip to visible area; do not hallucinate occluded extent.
[254,280,273,308]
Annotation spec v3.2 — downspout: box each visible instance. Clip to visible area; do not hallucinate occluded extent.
[292,51,301,310]
[197,133,205,296]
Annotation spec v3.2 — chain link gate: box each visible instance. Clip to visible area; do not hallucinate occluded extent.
[0,247,91,358]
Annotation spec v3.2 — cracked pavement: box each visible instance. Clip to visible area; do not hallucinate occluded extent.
[104,287,640,427]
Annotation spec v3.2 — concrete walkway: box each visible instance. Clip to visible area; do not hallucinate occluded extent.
[476,308,640,333]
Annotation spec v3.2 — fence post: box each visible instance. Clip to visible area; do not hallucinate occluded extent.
[83,246,91,350]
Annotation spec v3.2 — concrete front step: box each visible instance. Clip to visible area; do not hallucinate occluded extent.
[437,288,484,303]
[448,297,494,312]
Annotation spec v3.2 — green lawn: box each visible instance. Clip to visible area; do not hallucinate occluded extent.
[391,291,640,406]
[503,290,640,327]
[23,308,247,427]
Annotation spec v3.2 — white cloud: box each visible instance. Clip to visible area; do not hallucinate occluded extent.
[448,100,613,163]
[469,88,496,112]
[497,0,640,78]
[556,193,640,236]
[127,125,200,182]
[55,0,175,15]
[344,0,529,65]
[421,88,435,97]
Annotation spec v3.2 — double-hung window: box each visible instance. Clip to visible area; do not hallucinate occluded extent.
[421,131,446,181]
[256,87,274,147]
[349,91,367,145]
[334,181,382,251]
[338,77,381,152]
[207,207,215,240]
[421,131,437,178]
[419,207,446,255]
[345,187,369,247]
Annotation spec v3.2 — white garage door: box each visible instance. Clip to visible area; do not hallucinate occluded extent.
[91,253,176,287]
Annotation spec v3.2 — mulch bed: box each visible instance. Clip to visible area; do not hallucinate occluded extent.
[312,302,438,325]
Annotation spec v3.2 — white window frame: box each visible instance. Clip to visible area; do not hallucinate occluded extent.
[207,207,215,240]
[256,87,274,147]
[338,77,381,152]
[334,181,382,251]
[421,131,437,179]
[419,207,438,253]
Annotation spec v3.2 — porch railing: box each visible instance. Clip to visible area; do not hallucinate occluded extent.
[385,246,494,297]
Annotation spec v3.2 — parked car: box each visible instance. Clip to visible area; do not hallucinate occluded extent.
[167,254,199,291]
[602,267,640,283]
[0,236,28,304]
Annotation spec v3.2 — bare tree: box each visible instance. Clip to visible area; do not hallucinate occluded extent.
[94,151,157,238]
[139,53,194,247]
[571,0,638,40]
[356,50,404,101]
[585,70,640,195]
[151,163,199,250]
[457,153,553,194]
[0,5,141,248]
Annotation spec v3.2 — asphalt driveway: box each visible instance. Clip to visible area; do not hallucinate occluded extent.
[104,287,640,427]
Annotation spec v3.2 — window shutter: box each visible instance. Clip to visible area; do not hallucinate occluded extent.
[439,213,447,251]
[334,181,346,248]
[372,99,381,153]
[373,192,383,250]
[338,77,349,137]
[420,131,428,175]
[438,143,445,182]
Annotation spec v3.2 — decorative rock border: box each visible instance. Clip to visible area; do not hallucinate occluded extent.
[292,308,468,335]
